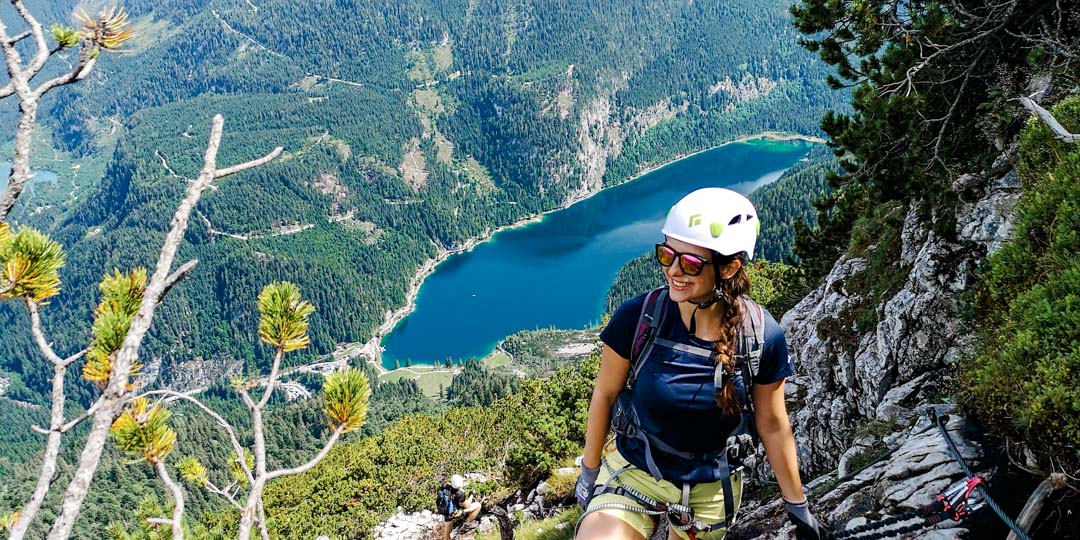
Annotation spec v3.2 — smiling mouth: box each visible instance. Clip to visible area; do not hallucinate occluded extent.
[672,279,690,287]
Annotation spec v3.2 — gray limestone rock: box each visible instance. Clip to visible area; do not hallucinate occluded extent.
[750,160,1022,539]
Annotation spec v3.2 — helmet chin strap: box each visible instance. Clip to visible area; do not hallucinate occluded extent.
[688,289,722,337]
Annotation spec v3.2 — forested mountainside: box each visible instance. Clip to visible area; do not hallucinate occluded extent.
[0,0,843,407]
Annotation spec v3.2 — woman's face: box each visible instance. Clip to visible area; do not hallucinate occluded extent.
[662,237,718,304]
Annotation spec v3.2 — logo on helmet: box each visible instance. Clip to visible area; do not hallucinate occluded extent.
[688,214,702,227]
[710,222,723,238]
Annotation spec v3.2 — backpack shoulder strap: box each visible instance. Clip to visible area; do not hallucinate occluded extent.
[738,295,765,378]
[629,286,668,385]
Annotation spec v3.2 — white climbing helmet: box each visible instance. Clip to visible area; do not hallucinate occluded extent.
[451,474,465,489]
[661,187,759,260]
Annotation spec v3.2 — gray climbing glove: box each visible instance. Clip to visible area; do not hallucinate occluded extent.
[785,498,830,540]
[575,462,600,510]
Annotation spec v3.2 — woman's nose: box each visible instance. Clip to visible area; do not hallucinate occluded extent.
[666,258,685,278]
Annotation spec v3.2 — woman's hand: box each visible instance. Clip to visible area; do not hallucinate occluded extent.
[575,462,601,509]
[785,498,830,540]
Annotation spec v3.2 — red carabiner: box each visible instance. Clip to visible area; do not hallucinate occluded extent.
[938,476,987,520]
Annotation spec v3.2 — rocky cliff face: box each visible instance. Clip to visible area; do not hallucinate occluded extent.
[762,159,1021,537]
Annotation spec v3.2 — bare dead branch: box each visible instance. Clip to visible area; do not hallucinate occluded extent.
[881,1,1019,97]
[57,396,105,433]
[26,300,63,365]
[33,49,97,98]
[154,460,186,540]
[1007,473,1065,540]
[256,501,271,540]
[31,394,102,436]
[205,481,244,510]
[265,426,346,480]
[7,30,32,45]
[256,348,285,410]
[139,389,254,485]
[163,259,199,298]
[10,302,77,540]
[60,348,88,369]
[213,146,283,179]
[1020,96,1080,143]
[238,406,268,537]
[929,53,983,170]
[10,0,51,78]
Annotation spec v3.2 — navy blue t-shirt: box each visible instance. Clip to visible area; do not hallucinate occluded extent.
[599,291,794,483]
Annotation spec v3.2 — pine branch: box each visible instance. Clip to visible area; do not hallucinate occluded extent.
[139,389,254,485]
[47,115,280,540]
[266,426,347,480]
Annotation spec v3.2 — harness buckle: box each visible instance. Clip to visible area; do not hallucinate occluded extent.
[667,503,695,528]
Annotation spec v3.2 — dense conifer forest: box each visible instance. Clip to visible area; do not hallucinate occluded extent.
[1,0,843,408]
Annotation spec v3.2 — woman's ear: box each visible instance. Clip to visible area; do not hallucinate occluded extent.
[718,258,742,280]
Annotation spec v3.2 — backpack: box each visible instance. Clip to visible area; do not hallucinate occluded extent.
[613,286,766,473]
[435,485,456,517]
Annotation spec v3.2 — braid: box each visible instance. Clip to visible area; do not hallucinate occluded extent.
[713,255,751,416]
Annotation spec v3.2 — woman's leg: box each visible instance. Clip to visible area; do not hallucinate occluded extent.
[576,511,647,540]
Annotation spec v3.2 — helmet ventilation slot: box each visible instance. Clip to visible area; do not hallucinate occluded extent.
[728,215,742,225]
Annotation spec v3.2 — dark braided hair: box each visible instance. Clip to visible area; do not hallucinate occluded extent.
[711,252,751,416]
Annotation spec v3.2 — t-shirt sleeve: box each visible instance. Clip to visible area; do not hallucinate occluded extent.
[599,293,649,361]
[752,307,795,385]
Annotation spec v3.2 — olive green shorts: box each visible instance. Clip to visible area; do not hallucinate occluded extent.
[586,450,743,540]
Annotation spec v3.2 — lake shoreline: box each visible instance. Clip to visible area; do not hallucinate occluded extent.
[359,130,821,375]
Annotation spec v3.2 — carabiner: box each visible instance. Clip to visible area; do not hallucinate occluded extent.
[939,476,987,520]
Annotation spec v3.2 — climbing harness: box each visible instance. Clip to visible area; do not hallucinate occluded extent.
[813,409,1032,540]
[575,458,739,540]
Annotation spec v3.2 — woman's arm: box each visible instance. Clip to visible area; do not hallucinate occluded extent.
[581,344,631,468]
[752,378,805,502]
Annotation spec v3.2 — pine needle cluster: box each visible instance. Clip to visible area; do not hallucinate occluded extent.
[257,281,316,352]
[110,397,177,464]
[176,456,209,488]
[324,369,371,433]
[73,7,133,52]
[84,268,147,388]
[0,224,65,302]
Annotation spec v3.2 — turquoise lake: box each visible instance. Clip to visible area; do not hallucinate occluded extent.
[380,139,814,369]
[0,163,59,196]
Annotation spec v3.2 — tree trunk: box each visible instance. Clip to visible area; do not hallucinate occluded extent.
[1006,473,1064,540]
[9,361,64,540]
[0,101,37,220]
[490,506,514,540]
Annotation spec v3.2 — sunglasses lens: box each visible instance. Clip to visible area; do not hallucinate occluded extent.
[655,244,676,267]
[679,254,706,276]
